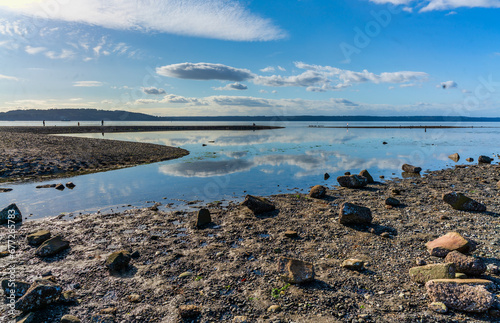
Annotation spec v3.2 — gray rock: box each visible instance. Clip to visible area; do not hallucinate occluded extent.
[444,251,486,276]
[429,302,448,314]
[341,259,364,271]
[478,155,492,164]
[1,279,30,298]
[359,169,374,183]
[105,250,131,271]
[178,305,202,319]
[402,164,421,173]
[425,279,494,313]
[385,197,400,206]
[15,280,62,313]
[35,236,69,257]
[339,202,372,225]
[448,153,460,162]
[337,175,368,188]
[27,230,51,246]
[241,195,275,215]
[409,263,455,284]
[486,264,499,275]
[0,203,22,224]
[278,257,315,284]
[442,192,486,212]
[36,184,56,189]
[61,315,81,323]
[309,185,326,198]
[196,208,211,227]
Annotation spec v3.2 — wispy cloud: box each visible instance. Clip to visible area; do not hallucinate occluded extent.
[213,82,248,91]
[0,74,19,81]
[142,87,166,95]
[369,0,500,12]
[0,0,286,41]
[157,63,254,81]
[25,45,46,55]
[45,49,75,59]
[438,80,458,89]
[73,81,103,87]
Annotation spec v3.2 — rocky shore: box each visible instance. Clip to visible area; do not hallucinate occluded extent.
[0,130,189,183]
[1,163,499,322]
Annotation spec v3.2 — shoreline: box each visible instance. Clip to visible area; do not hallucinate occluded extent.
[309,125,495,129]
[1,164,499,322]
[0,125,282,184]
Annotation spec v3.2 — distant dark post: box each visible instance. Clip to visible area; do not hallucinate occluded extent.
[43,120,45,126]
[101,120,104,126]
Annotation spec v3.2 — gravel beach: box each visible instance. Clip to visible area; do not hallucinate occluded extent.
[1,163,499,322]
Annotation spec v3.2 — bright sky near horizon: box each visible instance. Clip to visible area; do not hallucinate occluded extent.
[0,0,499,116]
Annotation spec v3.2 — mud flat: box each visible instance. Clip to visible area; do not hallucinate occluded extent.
[1,163,499,322]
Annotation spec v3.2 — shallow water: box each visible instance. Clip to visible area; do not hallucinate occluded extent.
[1,121,499,220]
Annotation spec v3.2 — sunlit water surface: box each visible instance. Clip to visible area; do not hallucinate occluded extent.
[1,121,499,220]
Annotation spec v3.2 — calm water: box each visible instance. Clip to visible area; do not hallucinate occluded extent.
[1,121,499,220]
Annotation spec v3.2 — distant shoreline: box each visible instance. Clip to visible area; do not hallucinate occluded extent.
[309,125,496,129]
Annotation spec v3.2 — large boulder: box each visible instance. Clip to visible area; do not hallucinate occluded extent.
[278,257,315,284]
[309,185,326,198]
[402,164,421,173]
[0,203,22,224]
[425,279,494,313]
[444,251,486,276]
[241,195,275,215]
[35,236,70,257]
[359,170,374,183]
[425,232,477,257]
[442,192,486,212]
[409,263,455,284]
[105,250,131,271]
[337,175,367,188]
[339,202,372,225]
[15,280,62,313]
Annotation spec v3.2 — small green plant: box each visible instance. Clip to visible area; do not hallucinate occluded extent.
[248,297,255,301]
[271,283,291,299]
[195,276,203,281]
[360,305,365,309]
[225,285,232,290]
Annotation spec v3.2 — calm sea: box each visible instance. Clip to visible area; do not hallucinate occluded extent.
[1,121,499,220]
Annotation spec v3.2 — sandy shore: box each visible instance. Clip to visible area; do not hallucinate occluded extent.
[1,163,499,322]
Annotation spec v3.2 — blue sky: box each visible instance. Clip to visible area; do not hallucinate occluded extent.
[0,0,500,116]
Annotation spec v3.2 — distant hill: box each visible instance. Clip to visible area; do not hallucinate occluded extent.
[1,108,500,122]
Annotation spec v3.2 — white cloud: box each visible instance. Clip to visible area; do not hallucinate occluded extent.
[369,0,500,11]
[0,0,286,41]
[369,0,412,4]
[73,81,103,87]
[260,66,275,73]
[0,74,18,81]
[142,87,166,95]
[45,49,75,59]
[25,45,46,54]
[213,82,248,91]
[157,62,254,81]
[438,80,458,89]
[446,10,458,15]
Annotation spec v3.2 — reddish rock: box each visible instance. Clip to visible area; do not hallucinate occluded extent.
[425,232,477,257]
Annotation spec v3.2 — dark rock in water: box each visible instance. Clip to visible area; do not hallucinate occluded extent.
[324,173,330,180]
[35,236,69,257]
[344,171,351,175]
[1,279,30,298]
[106,250,131,271]
[15,280,62,312]
[0,188,12,193]
[27,230,51,246]
[359,169,374,183]
[445,251,486,276]
[426,232,477,257]
[466,157,474,162]
[202,143,207,146]
[241,195,275,215]
[402,164,421,173]
[0,203,22,224]
[402,171,421,179]
[309,185,326,198]
[385,197,400,206]
[448,153,460,162]
[338,202,372,225]
[36,184,56,189]
[66,182,76,189]
[478,155,492,164]
[337,175,368,188]
[55,183,65,190]
[425,280,494,313]
[383,141,388,145]
[278,257,315,284]
[179,305,202,319]
[196,208,211,227]
[442,192,486,212]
